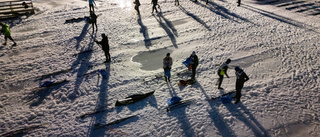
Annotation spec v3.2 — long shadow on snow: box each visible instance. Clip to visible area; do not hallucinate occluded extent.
[26,81,69,107]
[167,105,197,137]
[137,14,152,48]
[87,64,111,137]
[196,82,236,136]
[167,82,178,97]
[69,24,95,100]
[225,102,271,137]
[179,6,212,31]
[242,4,320,34]
[153,12,178,48]
[203,0,253,24]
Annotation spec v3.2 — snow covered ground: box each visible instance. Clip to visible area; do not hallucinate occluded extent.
[0,0,320,136]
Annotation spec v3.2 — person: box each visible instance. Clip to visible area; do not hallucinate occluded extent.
[237,0,241,6]
[22,2,29,9]
[0,22,17,46]
[216,59,231,89]
[95,33,111,63]
[89,0,96,13]
[233,66,249,104]
[189,51,199,80]
[163,53,173,82]
[151,0,158,13]
[134,0,141,15]
[175,0,179,6]
[89,11,98,32]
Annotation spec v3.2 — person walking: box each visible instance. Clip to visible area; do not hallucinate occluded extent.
[134,0,141,15]
[151,0,158,13]
[216,59,231,89]
[163,53,173,82]
[89,0,96,13]
[189,51,199,80]
[0,22,16,46]
[233,66,249,104]
[95,33,111,63]
[89,11,98,32]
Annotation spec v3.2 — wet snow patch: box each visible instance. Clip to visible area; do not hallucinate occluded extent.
[132,48,173,71]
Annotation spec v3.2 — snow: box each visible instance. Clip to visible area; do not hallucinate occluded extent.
[1,0,320,136]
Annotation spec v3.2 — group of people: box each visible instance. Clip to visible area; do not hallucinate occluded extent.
[216,59,249,104]
[133,0,242,15]
[87,0,111,63]
[134,0,161,15]
[163,54,249,104]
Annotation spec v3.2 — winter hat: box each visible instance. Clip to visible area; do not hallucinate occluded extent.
[235,66,241,72]
[166,53,170,56]
[192,51,196,55]
[226,59,231,64]
[101,33,106,37]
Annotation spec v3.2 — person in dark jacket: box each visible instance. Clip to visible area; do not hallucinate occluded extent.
[89,0,96,13]
[0,22,16,46]
[163,53,173,82]
[175,0,179,5]
[134,0,141,15]
[189,51,199,80]
[151,0,158,13]
[89,11,98,32]
[233,66,249,104]
[237,0,241,6]
[216,59,231,89]
[95,33,111,63]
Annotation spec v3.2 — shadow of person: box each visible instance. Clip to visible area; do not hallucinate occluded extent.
[87,63,111,137]
[225,102,271,137]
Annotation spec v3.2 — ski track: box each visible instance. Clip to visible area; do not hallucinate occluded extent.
[1,0,320,136]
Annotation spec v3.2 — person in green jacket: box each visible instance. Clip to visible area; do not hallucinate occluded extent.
[0,22,16,46]
[216,59,231,89]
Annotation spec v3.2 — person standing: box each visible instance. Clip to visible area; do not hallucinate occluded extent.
[233,66,249,104]
[189,51,199,80]
[151,0,158,13]
[163,53,173,82]
[89,11,98,32]
[89,0,96,13]
[237,0,241,6]
[134,0,141,15]
[175,0,179,6]
[95,33,111,63]
[216,59,231,89]
[0,22,16,46]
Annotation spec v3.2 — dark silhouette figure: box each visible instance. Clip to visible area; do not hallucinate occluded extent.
[88,12,98,32]
[237,0,241,6]
[95,33,111,63]
[189,51,199,80]
[175,0,179,5]
[163,53,173,82]
[233,66,249,104]
[22,2,29,9]
[89,0,96,12]
[151,0,158,13]
[89,11,98,32]
[134,0,141,15]
[0,22,16,46]
[216,59,231,89]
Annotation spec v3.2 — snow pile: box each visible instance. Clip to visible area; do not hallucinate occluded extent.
[0,0,320,136]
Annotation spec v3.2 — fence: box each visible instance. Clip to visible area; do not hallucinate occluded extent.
[0,0,35,20]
